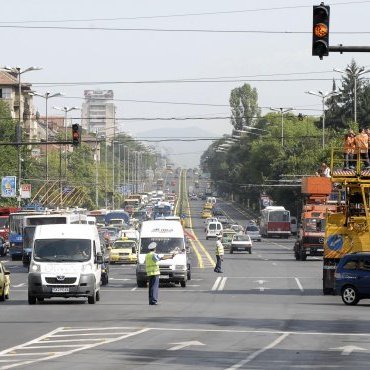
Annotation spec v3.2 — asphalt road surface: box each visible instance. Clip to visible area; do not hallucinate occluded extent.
[1,199,370,369]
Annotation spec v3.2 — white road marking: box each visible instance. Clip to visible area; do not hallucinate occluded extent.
[130,287,137,291]
[272,262,277,266]
[295,277,304,292]
[211,277,222,291]
[167,341,205,351]
[218,277,227,291]
[110,278,131,281]
[329,345,367,356]
[254,287,270,292]
[12,284,25,288]
[271,242,292,251]
[186,285,200,287]
[0,327,149,370]
[254,280,268,285]
[224,333,290,370]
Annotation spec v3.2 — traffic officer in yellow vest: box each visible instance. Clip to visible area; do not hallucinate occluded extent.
[146,242,176,305]
[214,236,224,273]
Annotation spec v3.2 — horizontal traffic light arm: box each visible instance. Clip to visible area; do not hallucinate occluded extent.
[0,140,102,146]
[329,44,370,53]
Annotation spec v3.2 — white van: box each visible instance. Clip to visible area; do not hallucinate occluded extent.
[207,196,217,205]
[206,221,223,240]
[28,224,103,305]
[136,220,190,288]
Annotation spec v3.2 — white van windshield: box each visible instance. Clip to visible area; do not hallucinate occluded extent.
[140,237,184,254]
[34,239,91,262]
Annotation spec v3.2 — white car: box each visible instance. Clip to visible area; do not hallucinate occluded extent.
[206,221,223,240]
[245,224,262,242]
[230,234,252,254]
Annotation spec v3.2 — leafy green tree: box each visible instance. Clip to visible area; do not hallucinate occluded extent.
[229,84,260,130]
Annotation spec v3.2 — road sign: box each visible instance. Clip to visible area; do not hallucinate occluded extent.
[1,176,17,198]
[20,184,31,199]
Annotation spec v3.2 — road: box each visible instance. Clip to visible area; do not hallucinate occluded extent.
[1,198,370,369]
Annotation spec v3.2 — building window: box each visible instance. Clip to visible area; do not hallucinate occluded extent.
[0,88,12,99]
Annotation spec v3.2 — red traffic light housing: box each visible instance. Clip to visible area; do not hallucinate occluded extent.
[312,3,330,59]
[71,124,81,146]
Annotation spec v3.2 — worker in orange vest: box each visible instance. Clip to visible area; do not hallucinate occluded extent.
[355,128,370,168]
[343,129,355,169]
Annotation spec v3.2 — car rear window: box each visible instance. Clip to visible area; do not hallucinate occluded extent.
[342,260,357,270]
[247,226,259,232]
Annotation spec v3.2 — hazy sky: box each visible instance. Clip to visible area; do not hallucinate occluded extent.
[2,0,370,166]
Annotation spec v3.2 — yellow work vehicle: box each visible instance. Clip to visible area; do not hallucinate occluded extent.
[323,149,370,294]
[109,239,138,264]
[201,209,213,219]
[203,202,213,210]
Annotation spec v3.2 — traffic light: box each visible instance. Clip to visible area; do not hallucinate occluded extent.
[71,124,81,146]
[312,3,330,59]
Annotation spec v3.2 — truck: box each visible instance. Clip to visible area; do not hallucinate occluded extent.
[294,177,337,261]
[323,149,370,294]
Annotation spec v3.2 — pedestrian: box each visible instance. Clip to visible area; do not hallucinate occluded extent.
[316,162,331,177]
[145,242,175,305]
[355,128,370,168]
[214,237,224,273]
[343,129,355,169]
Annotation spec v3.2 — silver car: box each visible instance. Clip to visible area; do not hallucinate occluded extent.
[246,225,262,242]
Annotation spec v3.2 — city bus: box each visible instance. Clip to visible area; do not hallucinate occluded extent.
[260,206,291,238]
[8,212,87,262]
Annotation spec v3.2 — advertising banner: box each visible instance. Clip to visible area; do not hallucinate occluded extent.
[21,184,31,199]
[1,176,17,198]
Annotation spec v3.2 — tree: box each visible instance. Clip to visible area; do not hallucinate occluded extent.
[229,84,260,130]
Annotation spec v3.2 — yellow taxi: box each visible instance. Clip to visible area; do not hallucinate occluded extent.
[203,202,213,210]
[109,239,138,264]
[201,209,213,219]
[0,261,10,301]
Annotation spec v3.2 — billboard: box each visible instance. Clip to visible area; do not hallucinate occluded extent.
[1,176,17,198]
[21,184,31,199]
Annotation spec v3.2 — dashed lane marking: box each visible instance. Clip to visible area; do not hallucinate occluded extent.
[295,277,304,292]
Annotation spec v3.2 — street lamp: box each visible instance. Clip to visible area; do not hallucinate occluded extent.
[269,107,294,147]
[305,90,340,149]
[1,66,42,203]
[30,91,63,196]
[333,67,370,123]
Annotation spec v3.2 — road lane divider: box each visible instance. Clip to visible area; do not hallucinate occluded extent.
[183,175,215,269]
[211,277,227,291]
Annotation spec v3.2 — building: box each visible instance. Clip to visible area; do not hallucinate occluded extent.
[81,90,116,137]
[0,70,35,138]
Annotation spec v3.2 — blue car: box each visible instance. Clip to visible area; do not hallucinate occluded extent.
[335,252,370,305]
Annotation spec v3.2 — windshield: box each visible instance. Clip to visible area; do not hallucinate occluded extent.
[233,235,250,241]
[247,226,259,232]
[34,239,91,262]
[112,241,136,250]
[0,218,8,229]
[269,211,290,222]
[27,217,67,225]
[140,237,184,254]
[303,218,325,232]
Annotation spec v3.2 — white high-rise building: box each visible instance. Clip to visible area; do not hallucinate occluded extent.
[81,90,116,136]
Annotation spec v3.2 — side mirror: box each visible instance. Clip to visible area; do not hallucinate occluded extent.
[96,252,104,264]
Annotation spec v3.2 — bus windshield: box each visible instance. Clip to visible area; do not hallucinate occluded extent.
[269,211,290,222]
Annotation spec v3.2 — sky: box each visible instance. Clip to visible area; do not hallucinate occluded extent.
[2,0,370,167]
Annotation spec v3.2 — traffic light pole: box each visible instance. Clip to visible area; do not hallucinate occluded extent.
[329,45,370,53]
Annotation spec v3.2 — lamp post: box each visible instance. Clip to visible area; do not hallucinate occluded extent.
[334,67,370,123]
[1,66,42,203]
[53,106,79,205]
[305,90,340,149]
[31,92,63,196]
[269,107,294,147]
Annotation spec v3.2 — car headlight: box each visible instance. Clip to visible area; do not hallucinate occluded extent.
[81,263,93,273]
[175,265,186,271]
[30,263,41,272]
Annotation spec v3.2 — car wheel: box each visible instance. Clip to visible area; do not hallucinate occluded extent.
[249,248,252,254]
[341,285,359,305]
[187,265,191,280]
[96,290,101,302]
[88,286,97,304]
[37,297,44,302]
[28,294,36,305]
[180,281,186,288]
[0,286,5,302]
[230,248,233,254]
[206,237,208,240]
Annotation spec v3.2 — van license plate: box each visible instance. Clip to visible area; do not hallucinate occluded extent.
[52,287,69,293]
[160,275,169,279]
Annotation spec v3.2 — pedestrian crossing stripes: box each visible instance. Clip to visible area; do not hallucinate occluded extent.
[0,327,148,370]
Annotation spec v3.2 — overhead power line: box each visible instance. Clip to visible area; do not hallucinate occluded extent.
[1,1,369,23]
[0,24,370,34]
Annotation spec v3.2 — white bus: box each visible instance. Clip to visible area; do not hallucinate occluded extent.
[260,206,291,238]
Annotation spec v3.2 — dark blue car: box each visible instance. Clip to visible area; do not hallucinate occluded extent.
[335,252,370,305]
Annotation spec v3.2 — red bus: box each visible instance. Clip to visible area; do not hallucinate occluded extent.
[260,206,291,238]
[0,207,19,241]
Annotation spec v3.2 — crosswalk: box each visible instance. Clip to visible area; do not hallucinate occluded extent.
[0,327,148,370]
